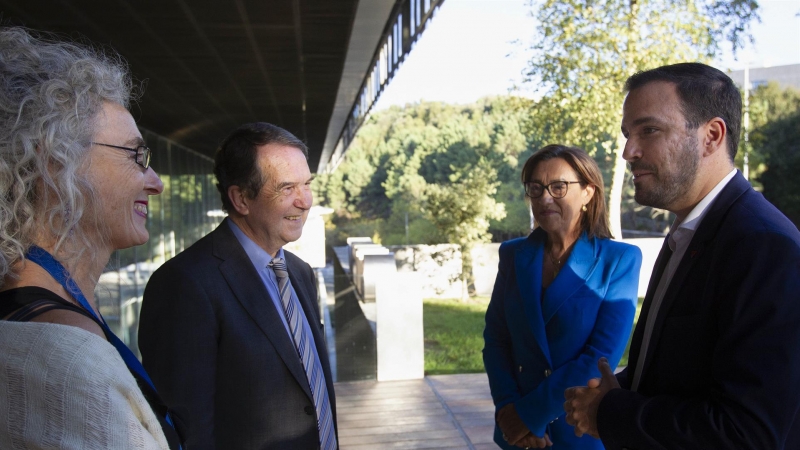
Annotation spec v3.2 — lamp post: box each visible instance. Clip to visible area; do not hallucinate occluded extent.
[743,61,750,181]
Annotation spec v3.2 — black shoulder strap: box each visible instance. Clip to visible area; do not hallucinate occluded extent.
[0,286,95,322]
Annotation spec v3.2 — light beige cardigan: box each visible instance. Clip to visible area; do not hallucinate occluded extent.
[0,321,169,449]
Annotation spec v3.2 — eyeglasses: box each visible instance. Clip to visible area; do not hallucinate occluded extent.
[524,180,582,199]
[92,142,152,169]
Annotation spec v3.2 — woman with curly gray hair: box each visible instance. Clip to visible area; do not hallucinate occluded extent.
[0,27,180,449]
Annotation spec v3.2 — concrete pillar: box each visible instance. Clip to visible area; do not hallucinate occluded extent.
[375,272,424,381]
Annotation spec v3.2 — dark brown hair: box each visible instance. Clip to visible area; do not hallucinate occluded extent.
[521,144,612,239]
[625,62,741,161]
[214,122,308,213]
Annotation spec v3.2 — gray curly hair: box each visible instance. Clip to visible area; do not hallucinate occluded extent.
[0,27,137,286]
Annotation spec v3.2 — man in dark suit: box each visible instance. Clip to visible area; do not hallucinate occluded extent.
[139,122,337,449]
[564,63,800,449]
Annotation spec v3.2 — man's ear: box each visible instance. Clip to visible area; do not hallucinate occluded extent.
[701,117,727,157]
[227,185,249,216]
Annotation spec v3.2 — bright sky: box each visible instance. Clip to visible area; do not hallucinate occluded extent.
[373,0,800,110]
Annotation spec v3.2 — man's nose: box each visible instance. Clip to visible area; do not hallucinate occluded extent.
[294,188,312,209]
[622,138,640,162]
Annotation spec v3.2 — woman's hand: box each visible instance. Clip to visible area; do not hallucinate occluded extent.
[515,432,553,448]
[497,403,552,447]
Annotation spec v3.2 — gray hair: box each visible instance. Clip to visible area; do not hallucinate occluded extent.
[0,27,136,286]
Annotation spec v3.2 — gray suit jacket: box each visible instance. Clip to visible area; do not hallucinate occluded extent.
[139,218,336,449]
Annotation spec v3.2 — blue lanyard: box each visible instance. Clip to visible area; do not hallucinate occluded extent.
[25,245,178,434]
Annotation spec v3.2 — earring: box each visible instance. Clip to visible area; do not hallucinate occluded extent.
[582,204,587,212]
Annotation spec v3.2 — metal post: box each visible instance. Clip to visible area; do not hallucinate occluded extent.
[743,63,750,181]
[405,211,409,244]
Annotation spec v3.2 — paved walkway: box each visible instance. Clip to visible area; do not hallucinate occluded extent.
[335,373,496,449]
[321,263,497,448]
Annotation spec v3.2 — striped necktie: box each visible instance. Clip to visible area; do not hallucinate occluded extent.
[269,257,337,450]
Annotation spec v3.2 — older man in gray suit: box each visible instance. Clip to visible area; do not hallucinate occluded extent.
[139,122,337,449]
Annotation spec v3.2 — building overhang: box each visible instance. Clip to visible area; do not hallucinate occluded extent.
[0,0,443,172]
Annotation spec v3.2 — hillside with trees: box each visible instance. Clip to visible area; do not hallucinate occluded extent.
[314,97,539,248]
[313,93,702,249]
[315,81,800,294]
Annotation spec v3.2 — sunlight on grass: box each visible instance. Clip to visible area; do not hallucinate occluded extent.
[423,296,644,374]
[619,298,644,368]
[423,296,490,375]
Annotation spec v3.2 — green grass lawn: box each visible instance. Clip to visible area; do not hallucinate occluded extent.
[619,298,645,368]
[423,297,490,375]
[422,296,645,375]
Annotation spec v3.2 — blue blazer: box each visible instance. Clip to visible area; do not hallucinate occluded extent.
[484,228,641,449]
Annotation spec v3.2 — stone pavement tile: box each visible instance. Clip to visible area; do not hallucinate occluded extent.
[336,373,496,449]
[338,394,436,405]
[447,400,495,414]
[340,428,464,446]
[432,391,494,401]
[455,413,495,428]
[427,372,489,384]
[339,390,437,400]
[462,425,495,445]
[435,387,490,395]
[428,377,490,388]
[344,439,470,450]
[340,412,451,426]
[339,421,460,438]
[452,411,494,423]
[337,390,436,401]
[338,400,443,414]
[339,396,441,408]
[337,385,434,398]
[474,443,499,450]
[338,407,447,425]
[336,378,427,391]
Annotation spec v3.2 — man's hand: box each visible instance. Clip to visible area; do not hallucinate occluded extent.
[563,357,620,438]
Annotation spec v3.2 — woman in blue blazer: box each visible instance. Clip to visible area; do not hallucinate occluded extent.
[484,145,641,449]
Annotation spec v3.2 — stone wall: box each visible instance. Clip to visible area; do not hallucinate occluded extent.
[387,238,661,299]
[387,243,501,299]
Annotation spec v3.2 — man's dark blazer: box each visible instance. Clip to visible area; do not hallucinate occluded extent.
[597,171,800,449]
[139,218,336,449]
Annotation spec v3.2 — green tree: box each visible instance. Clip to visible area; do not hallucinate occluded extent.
[755,109,800,227]
[315,97,537,248]
[523,0,758,237]
[740,82,800,188]
[424,158,506,299]
[748,83,800,226]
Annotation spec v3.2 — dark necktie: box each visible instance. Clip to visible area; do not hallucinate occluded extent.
[631,236,673,391]
[269,257,337,450]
